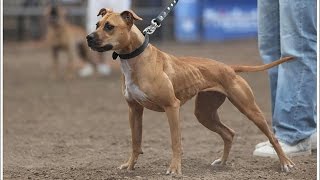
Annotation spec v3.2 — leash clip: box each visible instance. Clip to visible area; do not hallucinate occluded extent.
[143,19,161,35]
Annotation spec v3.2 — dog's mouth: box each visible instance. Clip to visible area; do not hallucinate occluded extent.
[87,41,113,52]
[86,33,113,52]
[49,17,60,27]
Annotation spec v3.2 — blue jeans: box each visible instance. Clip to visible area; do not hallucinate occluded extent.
[258,0,317,145]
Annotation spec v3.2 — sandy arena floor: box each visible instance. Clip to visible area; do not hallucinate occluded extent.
[3,39,317,179]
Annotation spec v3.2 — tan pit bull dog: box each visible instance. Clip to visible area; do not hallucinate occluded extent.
[44,5,93,79]
[86,9,295,174]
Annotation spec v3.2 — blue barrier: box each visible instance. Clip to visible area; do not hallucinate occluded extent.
[174,0,257,42]
[174,0,201,42]
[202,0,257,41]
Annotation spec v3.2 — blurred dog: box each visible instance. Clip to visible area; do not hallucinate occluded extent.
[87,9,295,175]
[44,5,93,79]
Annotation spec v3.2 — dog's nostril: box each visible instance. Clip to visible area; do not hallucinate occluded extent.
[86,34,95,41]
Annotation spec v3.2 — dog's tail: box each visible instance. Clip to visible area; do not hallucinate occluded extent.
[231,56,294,73]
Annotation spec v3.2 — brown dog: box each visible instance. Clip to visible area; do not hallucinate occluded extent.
[44,5,93,79]
[87,9,295,174]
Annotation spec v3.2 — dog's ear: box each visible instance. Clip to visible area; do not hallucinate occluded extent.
[120,10,143,27]
[97,8,112,17]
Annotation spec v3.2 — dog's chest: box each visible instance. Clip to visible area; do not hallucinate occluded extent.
[51,28,68,46]
[120,61,148,102]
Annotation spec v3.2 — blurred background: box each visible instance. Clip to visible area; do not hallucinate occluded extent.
[6,1,316,180]
[3,0,257,42]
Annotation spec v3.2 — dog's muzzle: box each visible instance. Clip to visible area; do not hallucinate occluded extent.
[86,33,113,52]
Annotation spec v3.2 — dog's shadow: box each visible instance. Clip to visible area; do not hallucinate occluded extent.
[182,157,234,174]
[114,157,234,179]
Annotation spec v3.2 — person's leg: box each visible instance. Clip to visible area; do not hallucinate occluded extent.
[257,0,281,116]
[273,0,317,145]
[254,0,317,155]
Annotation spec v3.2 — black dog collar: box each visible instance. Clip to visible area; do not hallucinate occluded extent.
[112,34,149,60]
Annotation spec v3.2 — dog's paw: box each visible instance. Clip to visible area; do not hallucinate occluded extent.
[166,160,182,175]
[119,162,134,170]
[211,158,226,166]
[280,158,295,172]
[281,164,294,172]
[165,168,181,175]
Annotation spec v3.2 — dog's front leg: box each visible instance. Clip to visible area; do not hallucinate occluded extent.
[65,46,76,80]
[164,101,182,175]
[119,102,144,170]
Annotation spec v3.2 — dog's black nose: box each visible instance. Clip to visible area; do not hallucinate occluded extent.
[86,33,95,41]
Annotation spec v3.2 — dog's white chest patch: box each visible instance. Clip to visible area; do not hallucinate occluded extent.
[120,60,148,102]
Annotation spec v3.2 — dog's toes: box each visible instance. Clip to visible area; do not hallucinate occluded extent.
[165,167,182,175]
[166,170,181,175]
[211,159,221,166]
[119,163,129,170]
[280,157,295,172]
[118,164,128,169]
[119,162,135,171]
[211,158,226,166]
[165,159,182,175]
[281,163,295,172]
[281,165,289,172]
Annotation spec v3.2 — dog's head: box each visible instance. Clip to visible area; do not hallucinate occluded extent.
[45,5,66,28]
[86,9,143,52]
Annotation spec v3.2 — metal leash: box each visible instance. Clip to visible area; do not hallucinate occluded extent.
[143,0,179,35]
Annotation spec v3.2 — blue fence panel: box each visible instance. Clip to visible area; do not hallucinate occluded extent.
[202,0,257,41]
[174,0,201,42]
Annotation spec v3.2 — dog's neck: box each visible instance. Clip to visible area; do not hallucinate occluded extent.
[116,25,146,55]
[50,19,67,30]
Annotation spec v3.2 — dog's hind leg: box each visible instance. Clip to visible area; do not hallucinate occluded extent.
[119,101,144,170]
[51,46,60,79]
[225,75,294,171]
[194,90,235,166]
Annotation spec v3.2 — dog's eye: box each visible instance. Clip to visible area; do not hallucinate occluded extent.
[104,23,114,31]
[96,23,99,30]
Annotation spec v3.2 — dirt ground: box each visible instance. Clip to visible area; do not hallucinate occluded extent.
[3,39,317,180]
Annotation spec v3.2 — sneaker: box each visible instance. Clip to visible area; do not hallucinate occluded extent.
[253,138,311,158]
[255,132,317,151]
[78,64,94,77]
[97,63,111,76]
[255,140,270,149]
[311,133,317,151]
